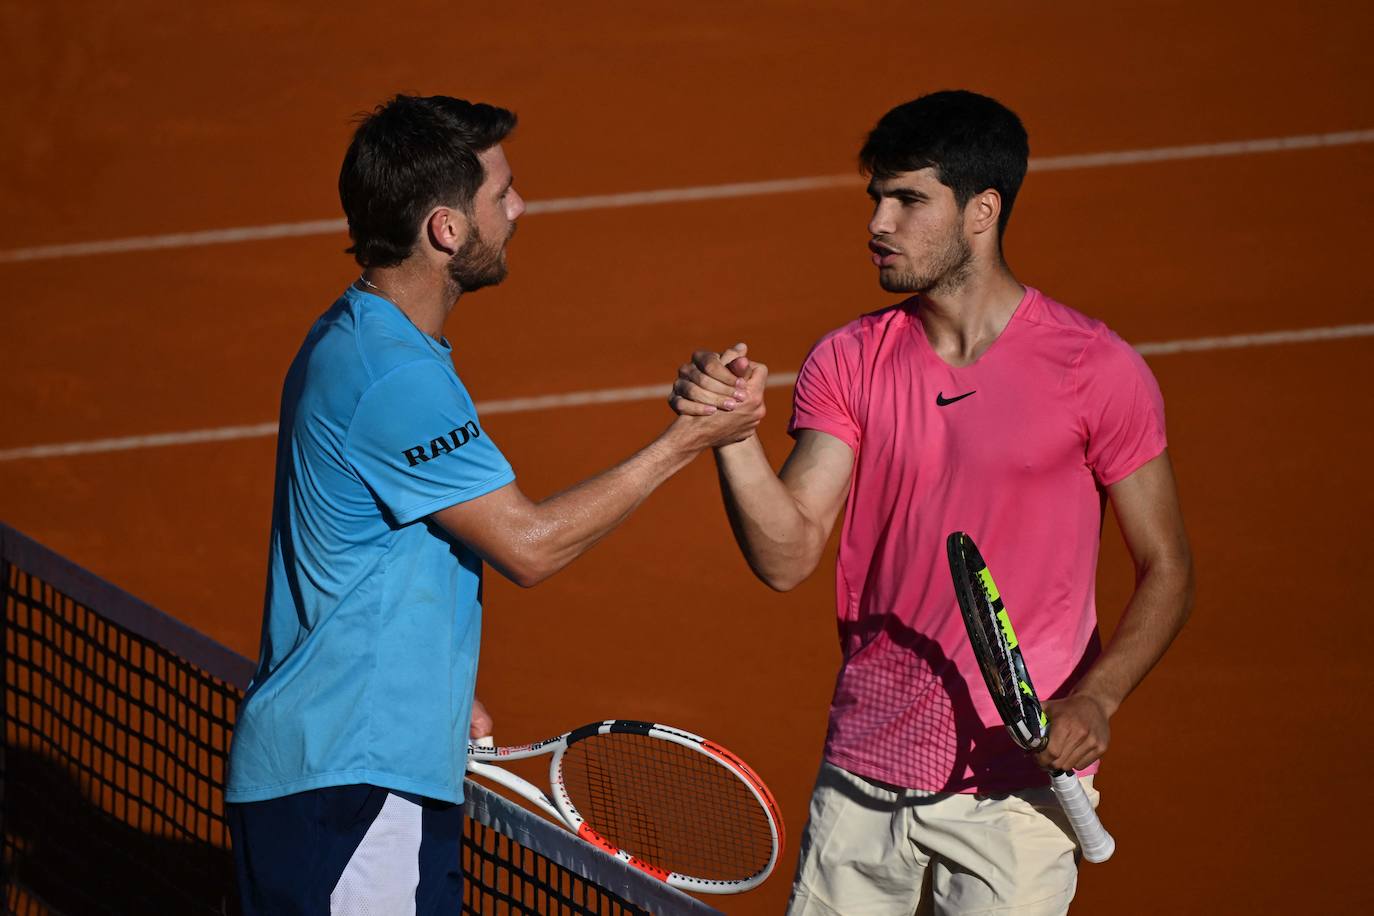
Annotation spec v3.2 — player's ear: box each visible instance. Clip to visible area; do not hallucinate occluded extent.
[966,189,1001,238]
[426,206,469,256]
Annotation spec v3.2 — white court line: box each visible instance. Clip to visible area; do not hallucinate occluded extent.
[1134,322,1374,355]
[2,129,1371,265]
[2,323,1371,463]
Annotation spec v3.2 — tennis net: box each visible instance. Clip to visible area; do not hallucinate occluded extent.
[0,524,722,916]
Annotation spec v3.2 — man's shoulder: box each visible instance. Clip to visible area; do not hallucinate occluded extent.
[304,289,442,385]
[350,296,446,382]
[1016,288,1109,339]
[1016,290,1158,410]
[283,292,455,435]
[810,299,915,354]
[1016,288,1141,362]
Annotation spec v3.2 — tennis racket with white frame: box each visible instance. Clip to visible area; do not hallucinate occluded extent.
[946,532,1116,863]
[465,719,785,894]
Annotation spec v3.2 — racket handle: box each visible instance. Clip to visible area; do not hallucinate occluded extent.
[1049,771,1115,863]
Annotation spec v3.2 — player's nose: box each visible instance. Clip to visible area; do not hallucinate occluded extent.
[868,201,896,236]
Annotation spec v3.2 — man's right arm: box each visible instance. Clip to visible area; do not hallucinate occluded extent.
[347,357,762,590]
[432,409,763,588]
[712,430,855,591]
[670,346,855,590]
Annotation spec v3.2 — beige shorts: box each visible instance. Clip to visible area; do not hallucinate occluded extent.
[786,761,1100,916]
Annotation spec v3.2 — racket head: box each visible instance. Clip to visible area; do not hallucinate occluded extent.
[549,720,784,894]
[946,532,1050,752]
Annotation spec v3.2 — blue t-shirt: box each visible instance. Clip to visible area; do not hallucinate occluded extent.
[226,286,514,804]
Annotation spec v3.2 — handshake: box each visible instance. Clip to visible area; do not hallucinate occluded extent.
[665,343,769,451]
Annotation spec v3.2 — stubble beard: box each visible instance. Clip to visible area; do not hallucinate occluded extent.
[878,224,974,297]
[446,222,514,295]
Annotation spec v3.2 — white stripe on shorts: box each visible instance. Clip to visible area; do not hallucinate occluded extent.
[330,791,422,915]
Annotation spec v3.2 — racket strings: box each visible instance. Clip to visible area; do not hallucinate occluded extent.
[561,734,772,881]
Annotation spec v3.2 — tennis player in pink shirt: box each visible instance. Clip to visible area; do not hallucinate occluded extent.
[670,91,1194,914]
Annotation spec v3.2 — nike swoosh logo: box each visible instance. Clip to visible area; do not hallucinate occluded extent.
[935,390,976,406]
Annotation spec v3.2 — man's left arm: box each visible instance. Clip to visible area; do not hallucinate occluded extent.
[1037,450,1195,771]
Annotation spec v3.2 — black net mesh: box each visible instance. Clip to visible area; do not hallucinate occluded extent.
[2,558,240,915]
[0,525,719,916]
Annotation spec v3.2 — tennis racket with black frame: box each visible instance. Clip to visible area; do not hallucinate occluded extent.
[946,531,1116,863]
[466,719,785,894]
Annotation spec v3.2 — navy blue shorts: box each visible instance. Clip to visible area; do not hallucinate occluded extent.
[228,785,463,916]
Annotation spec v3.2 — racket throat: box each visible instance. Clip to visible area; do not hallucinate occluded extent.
[576,823,671,881]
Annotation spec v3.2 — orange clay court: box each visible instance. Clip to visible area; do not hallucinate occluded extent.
[2,3,1372,913]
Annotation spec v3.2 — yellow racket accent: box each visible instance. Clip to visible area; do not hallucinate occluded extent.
[996,609,1019,649]
[977,567,1001,603]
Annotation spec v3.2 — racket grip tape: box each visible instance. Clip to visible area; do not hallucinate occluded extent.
[1049,771,1115,863]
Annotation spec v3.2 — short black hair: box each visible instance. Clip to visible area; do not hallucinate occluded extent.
[339,95,517,268]
[860,90,1029,237]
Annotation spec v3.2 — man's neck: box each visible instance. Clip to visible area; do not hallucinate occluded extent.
[917,264,1024,367]
[359,263,458,341]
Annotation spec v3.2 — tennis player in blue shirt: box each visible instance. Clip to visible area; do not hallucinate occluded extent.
[224,95,764,916]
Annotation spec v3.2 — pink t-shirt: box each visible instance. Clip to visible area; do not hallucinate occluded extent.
[790,286,1166,794]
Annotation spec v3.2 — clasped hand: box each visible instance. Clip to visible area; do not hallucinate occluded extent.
[666,343,768,447]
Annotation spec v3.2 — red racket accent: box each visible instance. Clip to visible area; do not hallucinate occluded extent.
[703,739,786,854]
